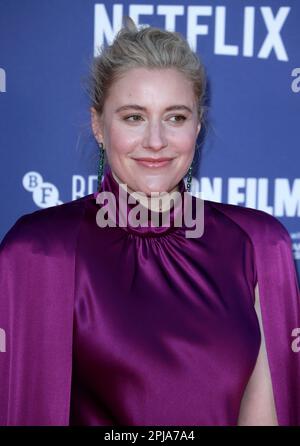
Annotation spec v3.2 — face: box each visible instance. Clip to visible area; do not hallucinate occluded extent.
[91,67,201,196]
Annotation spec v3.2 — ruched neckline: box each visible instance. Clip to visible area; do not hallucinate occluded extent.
[94,165,189,237]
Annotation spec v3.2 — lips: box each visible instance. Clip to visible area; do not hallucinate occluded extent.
[134,158,174,168]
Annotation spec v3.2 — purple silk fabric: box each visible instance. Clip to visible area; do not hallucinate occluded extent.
[69,168,260,426]
[0,165,299,425]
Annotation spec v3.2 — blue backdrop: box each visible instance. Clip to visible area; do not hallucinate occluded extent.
[0,0,299,277]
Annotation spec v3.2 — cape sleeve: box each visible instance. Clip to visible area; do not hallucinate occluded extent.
[208,201,300,426]
[252,218,300,426]
[0,201,85,425]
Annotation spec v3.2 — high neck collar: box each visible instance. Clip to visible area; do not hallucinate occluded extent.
[94,165,189,237]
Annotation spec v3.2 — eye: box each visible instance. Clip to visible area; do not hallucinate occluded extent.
[169,115,187,123]
[124,114,144,122]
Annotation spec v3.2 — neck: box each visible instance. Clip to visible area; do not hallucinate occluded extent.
[111,171,180,213]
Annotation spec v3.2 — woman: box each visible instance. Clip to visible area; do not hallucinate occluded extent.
[0,17,300,426]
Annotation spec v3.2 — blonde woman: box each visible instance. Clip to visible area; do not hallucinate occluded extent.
[0,17,299,426]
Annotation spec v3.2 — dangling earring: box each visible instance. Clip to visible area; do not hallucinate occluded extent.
[97,142,105,192]
[186,162,193,193]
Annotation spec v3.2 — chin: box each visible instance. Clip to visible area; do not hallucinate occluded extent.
[138,183,173,196]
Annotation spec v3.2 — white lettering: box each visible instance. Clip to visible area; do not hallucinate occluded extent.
[291,328,300,353]
[93,4,291,61]
[187,6,212,51]
[129,4,154,28]
[0,68,6,93]
[257,178,273,214]
[228,178,246,205]
[73,174,300,219]
[0,328,6,353]
[274,179,300,217]
[72,175,85,200]
[94,4,123,55]
[245,178,257,208]
[88,175,97,195]
[291,68,300,93]
[258,7,290,61]
[243,7,255,57]
[157,5,184,32]
[95,186,204,238]
[215,6,238,56]
[199,177,222,202]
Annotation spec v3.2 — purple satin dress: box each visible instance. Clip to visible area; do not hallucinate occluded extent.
[69,166,260,426]
[1,164,299,425]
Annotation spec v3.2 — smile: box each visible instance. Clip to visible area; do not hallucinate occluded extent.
[134,158,173,168]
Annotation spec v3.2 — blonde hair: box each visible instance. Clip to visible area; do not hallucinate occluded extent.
[88,16,207,123]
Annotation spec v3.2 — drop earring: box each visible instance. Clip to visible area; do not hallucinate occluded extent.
[97,142,105,192]
[186,162,193,193]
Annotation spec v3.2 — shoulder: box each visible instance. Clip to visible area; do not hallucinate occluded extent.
[204,199,291,246]
[0,194,94,254]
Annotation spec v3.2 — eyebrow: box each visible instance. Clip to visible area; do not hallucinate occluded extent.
[115,104,193,113]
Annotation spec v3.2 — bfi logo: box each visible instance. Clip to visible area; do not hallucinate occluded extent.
[94,4,291,61]
[22,171,63,208]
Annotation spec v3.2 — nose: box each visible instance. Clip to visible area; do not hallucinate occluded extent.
[143,120,167,151]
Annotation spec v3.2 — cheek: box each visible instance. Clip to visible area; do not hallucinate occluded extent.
[169,122,197,145]
[175,132,196,155]
[109,122,140,153]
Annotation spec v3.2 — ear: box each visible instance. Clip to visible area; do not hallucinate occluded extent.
[90,107,104,144]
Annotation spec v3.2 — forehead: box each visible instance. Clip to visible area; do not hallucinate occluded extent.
[106,67,195,107]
